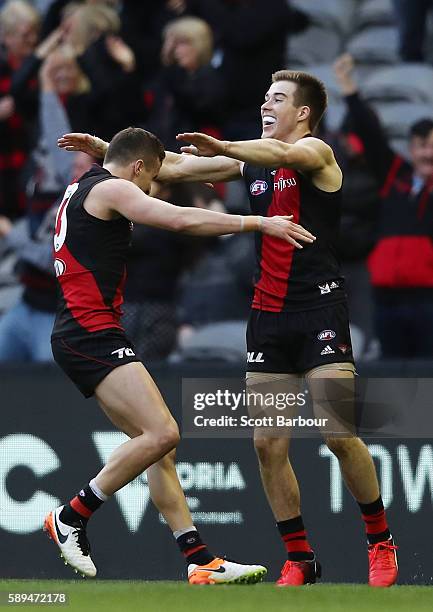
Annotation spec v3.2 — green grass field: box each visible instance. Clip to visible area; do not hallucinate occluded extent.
[1,581,433,612]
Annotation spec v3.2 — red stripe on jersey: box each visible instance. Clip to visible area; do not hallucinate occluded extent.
[253,170,301,312]
[57,243,124,333]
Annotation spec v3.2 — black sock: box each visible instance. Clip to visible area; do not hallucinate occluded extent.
[277,516,315,562]
[358,496,391,545]
[60,485,105,528]
[176,530,215,566]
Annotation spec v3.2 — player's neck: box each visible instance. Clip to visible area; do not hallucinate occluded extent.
[103,162,131,180]
[281,127,312,144]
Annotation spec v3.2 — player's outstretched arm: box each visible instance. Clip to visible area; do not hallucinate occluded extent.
[58,132,243,184]
[176,131,335,174]
[99,180,315,248]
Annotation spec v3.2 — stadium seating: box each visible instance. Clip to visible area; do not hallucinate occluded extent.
[291,0,357,36]
[347,26,399,65]
[354,0,396,32]
[372,101,433,138]
[170,321,247,363]
[363,64,433,105]
[288,26,342,67]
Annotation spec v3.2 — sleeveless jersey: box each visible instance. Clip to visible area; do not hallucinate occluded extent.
[52,165,132,337]
[243,164,345,312]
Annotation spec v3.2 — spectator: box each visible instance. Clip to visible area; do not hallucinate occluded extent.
[0,50,93,361]
[175,187,254,358]
[189,0,309,139]
[335,53,433,358]
[119,0,189,86]
[122,182,210,361]
[147,16,227,152]
[393,0,433,62]
[321,111,381,358]
[0,0,41,220]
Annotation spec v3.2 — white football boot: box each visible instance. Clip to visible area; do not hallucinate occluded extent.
[188,557,267,584]
[43,506,96,578]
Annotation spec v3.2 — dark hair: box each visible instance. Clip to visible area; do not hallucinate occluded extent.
[271,70,328,131]
[410,119,433,139]
[105,127,165,167]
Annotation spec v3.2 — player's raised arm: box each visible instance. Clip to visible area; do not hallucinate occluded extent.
[95,179,315,248]
[58,132,243,184]
[177,132,333,173]
[156,150,242,183]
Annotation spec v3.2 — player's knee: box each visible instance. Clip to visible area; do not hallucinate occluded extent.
[254,437,288,467]
[325,436,359,458]
[155,423,180,454]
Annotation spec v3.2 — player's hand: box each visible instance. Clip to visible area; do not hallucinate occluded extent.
[58,133,108,158]
[176,132,228,157]
[260,215,316,249]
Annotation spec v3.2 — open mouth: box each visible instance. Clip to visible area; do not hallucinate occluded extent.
[262,115,276,127]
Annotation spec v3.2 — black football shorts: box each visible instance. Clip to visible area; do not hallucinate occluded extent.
[246,302,354,374]
[51,328,141,398]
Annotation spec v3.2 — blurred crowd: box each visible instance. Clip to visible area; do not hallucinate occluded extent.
[0,0,432,364]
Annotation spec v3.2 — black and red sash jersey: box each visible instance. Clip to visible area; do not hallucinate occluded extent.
[243,164,345,312]
[51,165,132,337]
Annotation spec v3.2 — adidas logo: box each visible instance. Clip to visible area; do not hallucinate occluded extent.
[321,345,335,356]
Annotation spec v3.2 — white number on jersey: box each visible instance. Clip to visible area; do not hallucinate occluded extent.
[54,182,79,252]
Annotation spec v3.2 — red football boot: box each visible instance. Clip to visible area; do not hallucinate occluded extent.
[276,558,321,586]
[368,538,398,587]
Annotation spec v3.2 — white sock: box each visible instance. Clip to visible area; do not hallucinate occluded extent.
[89,478,109,502]
[173,525,197,540]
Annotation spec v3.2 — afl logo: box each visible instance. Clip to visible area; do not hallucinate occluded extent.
[54,259,66,277]
[318,329,336,341]
[250,180,268,196]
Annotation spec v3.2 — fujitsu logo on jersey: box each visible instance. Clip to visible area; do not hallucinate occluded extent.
[274,177,297,192]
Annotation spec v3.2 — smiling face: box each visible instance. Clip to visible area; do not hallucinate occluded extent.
[261,81,310,142]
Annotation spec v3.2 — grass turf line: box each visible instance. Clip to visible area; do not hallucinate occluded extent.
[1,581,433,612]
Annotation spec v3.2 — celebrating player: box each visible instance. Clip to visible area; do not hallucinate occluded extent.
[59,69,398,588]
[45,126,314,583]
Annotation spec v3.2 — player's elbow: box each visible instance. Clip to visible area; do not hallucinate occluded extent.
[168,211,190,233]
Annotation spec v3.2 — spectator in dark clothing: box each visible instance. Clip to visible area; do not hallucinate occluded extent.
[147,16,227,152]
[188,0,310,139]
[335,54,433,358]
[119,0,188,86]
[393,0,433,62]
[324,117,380,357]
[0,49,94,361]
[175,188,254,352]
[77,33,145,140]
[0,0,41,219]
[122,182,209,361]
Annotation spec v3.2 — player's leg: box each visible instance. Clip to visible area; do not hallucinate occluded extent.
[306,363,398,587]
[146,449,267,584]
[44,361,180,577]
[247,371,319,586]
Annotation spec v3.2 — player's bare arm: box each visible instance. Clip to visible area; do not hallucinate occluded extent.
[177,132,342,192]
[58,133,243,184]
[85,179,315,248]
